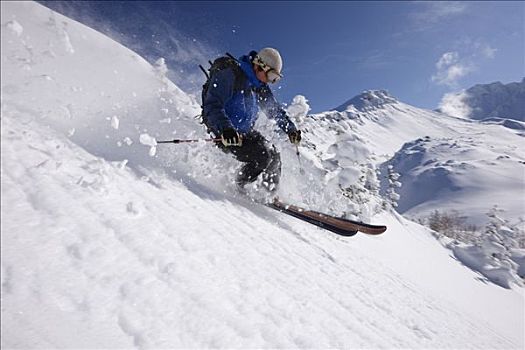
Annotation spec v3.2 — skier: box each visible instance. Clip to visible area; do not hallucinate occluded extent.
[201,48,302,192]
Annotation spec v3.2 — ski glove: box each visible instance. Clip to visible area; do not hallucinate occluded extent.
[288,130,302,145]
[221,128,242,147]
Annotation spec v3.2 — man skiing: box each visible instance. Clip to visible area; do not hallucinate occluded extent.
[202,48,301,193]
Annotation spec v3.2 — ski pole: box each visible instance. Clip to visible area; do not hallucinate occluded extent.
[295,145,305,175]
[157,138,221,144]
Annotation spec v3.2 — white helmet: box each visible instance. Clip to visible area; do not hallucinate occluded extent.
[254,47,283,75]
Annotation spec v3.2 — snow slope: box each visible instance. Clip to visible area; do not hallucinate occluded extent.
[1,2,524,348]
[5,111,523,348]
[384,134,525,224]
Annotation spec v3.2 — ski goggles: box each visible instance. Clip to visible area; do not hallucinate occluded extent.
[254,55,283,84]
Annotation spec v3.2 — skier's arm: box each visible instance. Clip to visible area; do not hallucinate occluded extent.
[202,68,235,132]
[257,85,297,133]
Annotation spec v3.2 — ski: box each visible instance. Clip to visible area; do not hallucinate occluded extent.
[267,199,387,236]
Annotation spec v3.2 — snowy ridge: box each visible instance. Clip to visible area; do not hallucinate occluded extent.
[1,1,524,348]
[334,89,398,113]
[439,78,525,121]
[1,0,202,169]
[480,117,525,132]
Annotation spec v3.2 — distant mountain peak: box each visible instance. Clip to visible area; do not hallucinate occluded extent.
[438,78,525,121]
[334,90,398,112]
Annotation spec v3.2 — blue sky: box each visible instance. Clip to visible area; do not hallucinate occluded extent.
[40,1,524,113]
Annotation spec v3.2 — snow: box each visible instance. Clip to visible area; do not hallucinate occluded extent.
[453,244,522,289]
[438,90,473,119]
[334,90,398,112]
[384,134,525,224]
[439,78,525,121]
[139,134,157,156]
[111,115,120,130]
[286,95,311,124]
[1,1,524,349]
[5,19,23,37]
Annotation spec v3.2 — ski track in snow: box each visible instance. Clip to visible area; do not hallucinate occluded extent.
[1,1,523,349]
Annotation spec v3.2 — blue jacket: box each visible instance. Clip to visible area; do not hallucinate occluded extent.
[202,54,297,135]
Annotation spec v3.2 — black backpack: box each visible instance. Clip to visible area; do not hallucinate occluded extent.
[200,53,245,106]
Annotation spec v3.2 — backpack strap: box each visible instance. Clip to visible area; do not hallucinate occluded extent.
[225,52,237,61]
[199,64,210,79]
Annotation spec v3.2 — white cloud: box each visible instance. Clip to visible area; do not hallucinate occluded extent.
[430,39,498,88]
[483,46,497,59]
[431,51,472,87]
[423,2,467,20]
[478,43,498,59]
[436,52,459,70]
[410,2,468,29]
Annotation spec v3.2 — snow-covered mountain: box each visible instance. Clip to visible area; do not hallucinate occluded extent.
[319,89,525,226]
[334,89,398,112]
[439,78,525,121]
[1,2,524,348]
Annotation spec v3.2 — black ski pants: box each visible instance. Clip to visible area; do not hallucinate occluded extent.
[216,131,281,190]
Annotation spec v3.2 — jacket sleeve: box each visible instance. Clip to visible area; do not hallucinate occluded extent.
[257,85,297,133]
[202,68,235,133]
